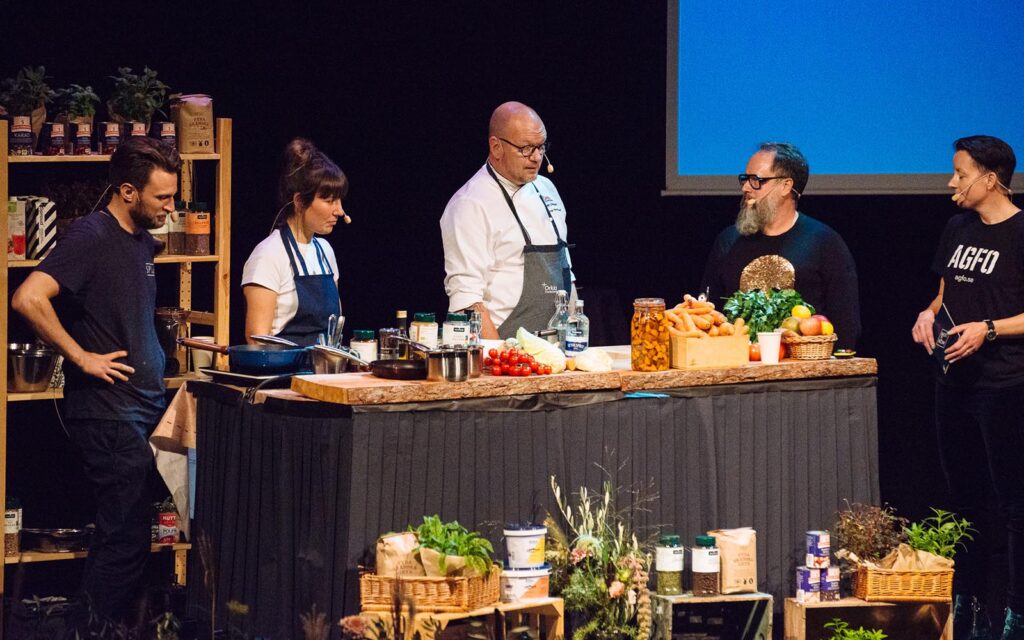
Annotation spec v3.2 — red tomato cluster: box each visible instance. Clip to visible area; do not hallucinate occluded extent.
[486,347,553,377]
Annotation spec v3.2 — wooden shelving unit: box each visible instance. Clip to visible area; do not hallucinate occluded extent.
[0,119,233,602]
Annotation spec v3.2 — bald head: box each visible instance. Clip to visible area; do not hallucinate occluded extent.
[489,102,544,138]
[488,102,548,185]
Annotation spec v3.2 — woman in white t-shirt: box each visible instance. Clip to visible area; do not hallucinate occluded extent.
[242,138,350,346]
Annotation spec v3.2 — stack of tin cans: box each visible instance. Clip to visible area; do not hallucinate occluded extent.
[796,530,840,603]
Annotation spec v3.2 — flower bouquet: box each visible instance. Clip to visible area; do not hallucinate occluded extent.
[546,476,652,640]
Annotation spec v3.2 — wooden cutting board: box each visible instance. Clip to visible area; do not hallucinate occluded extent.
[619,357,878,391]
[291,369,622,405]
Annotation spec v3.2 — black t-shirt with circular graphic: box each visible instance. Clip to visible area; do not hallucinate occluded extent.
[932,210,1024,388]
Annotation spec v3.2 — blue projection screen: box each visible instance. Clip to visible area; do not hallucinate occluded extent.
[665,1,1024,195]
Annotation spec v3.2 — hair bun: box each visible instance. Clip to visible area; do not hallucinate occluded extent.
[285,137,316,167]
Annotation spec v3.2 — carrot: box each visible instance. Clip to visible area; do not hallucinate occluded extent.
[681,311,698,333]
[710,310,727,325]
[691,314,713,331]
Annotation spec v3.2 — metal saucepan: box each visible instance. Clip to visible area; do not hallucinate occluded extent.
[178,337,308,375]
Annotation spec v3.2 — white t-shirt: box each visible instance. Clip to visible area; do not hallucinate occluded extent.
[241,229,341,336]
[440,163,574,328]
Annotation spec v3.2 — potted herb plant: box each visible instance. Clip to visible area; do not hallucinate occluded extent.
[904,507,975,560]
[107,66,169,135]
[56,84,100,125]
[833,502,908,596]
[413,515,494,577]
[824,618,887,640]
[0,66,55,151]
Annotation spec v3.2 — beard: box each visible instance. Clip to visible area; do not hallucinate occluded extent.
[735,194,778,236]
[128,198,166,230]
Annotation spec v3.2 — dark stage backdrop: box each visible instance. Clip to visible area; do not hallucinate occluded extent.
[5,0,959,591]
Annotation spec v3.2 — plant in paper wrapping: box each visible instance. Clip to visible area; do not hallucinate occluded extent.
[55,84,100,122]
[547,476,653,640]
[412,515,494,577]
[0,66,55,143]
[107,66,169,125]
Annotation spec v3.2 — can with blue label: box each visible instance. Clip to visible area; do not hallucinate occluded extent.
[71,122,93,155]
[151,121,177,149]
[97,121,121,154]
[806,530,831,557]
[796,566,820,604]
[821,566,841,601]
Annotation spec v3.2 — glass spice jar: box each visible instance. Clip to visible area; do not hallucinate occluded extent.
[692,534,721,596]
[631,298,670,371]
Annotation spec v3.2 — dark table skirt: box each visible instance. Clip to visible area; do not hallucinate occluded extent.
[189,376,878,638]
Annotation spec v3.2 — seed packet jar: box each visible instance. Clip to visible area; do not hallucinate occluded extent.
[631,297,669,371]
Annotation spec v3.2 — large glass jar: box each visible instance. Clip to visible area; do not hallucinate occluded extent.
[631,298,669,371]
[155,307,190,376]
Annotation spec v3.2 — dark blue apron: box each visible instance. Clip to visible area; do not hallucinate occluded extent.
[275,225,342,347]
[485,165,573,339]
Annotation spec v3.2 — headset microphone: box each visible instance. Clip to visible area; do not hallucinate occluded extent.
[342,213,352,224]
[746,198,758,207]
[544,153,554,174]
[952,173,988,204]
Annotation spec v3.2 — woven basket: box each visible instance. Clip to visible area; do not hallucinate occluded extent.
[782,333,837,360]
[360,566,501,613]
[854,566,953,602]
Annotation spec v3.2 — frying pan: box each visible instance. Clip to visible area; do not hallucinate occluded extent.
[369,358,427,380]
[178,337,308,375]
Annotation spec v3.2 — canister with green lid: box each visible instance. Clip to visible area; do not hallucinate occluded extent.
[656,534,684,595]
[410,313,439,350]
[692,534,720,596]
[350,329,378,363]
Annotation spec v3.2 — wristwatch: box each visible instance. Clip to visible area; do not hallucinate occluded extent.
[984,319,997,341]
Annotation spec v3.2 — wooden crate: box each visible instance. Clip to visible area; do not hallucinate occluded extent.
[361,597,563,640]
[653,592,772,640]
[784,597,951,640]
[670,334,750,369]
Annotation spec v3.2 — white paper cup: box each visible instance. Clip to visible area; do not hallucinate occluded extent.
[758,331,782,364]
[190,336,215,373]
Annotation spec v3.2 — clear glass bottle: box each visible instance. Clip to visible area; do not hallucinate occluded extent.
[468,310,483,346]
[565,299,590,354]
[631,298,669,371]
[546,290,570,350]
[692,535,721,596]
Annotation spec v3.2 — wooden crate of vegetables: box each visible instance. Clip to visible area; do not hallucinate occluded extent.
[666,295,751,369]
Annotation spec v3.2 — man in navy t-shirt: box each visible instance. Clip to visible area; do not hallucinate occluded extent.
[12,137,181,623]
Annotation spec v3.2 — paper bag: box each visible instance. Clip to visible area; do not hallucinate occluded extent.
[709,527,758,594]
[375,532,425,577]
[171,94,214,153]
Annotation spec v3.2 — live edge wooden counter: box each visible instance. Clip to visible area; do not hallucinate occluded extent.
[191,357,878,638]
[289,357,878,405]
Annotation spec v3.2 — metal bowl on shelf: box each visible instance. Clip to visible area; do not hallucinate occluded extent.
[7,344,59,392]
[20,527,93,553]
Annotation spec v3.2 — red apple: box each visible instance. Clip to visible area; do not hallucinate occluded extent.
[812,314,830,324]
[799,317,823,336]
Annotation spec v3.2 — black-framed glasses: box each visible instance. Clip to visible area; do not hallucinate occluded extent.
[738,174,789,190]
[498,137,549,158]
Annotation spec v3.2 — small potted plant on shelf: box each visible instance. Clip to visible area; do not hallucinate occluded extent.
[0,66,56,154]
[55,84,100,154]
[107,66,169,137]
[413,515,495,577]
[824,618,887,639]
[546,476,653,640]
[833,501,908,595]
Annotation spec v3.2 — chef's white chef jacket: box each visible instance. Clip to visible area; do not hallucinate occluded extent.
[440,163,575,329]
[241,229,341,336]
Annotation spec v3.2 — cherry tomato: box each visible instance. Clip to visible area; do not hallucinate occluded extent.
[501,362,511,374]
[749,344,761,362]
[488,348,498,359]
[509,354,520,365]
[521,363,532,376]
[530,362,540,373]
[491,365,502,376]
[499,350,509,362]
[779,344,787,361]
[484,356,493,367]
[543,364,552,375]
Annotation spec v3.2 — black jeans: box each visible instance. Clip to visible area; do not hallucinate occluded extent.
[68,418,156,621]
[936,381,1024,610]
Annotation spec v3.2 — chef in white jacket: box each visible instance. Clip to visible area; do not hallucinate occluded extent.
[440,101,576,339]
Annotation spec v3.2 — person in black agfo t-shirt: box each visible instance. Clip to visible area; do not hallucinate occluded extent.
[12,138,181,625]
[912,135,1024,640]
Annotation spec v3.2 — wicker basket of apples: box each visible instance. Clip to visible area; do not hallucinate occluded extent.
[780,305,837,359]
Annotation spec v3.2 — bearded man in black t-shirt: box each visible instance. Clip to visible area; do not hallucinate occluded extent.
[12,138,181,626]
[912,135,1024,640]
[701,142,861,349]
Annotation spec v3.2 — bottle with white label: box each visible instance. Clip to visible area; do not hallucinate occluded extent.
[442,312,469,347]
[692,535,720,596]
[656,534,684,595]
[565,299,589,354]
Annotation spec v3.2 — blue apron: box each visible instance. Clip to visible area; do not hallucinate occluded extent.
[276,225,342,347]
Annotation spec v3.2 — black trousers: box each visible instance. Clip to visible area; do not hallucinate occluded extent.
[936,381,1024,611]
[68,418,156,621]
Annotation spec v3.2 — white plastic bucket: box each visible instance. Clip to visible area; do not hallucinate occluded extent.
[500,564,551,602]
[504,525,546,568]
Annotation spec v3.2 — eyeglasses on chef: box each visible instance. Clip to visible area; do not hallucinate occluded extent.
[498,137,549,158]
[738,174,790,190]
